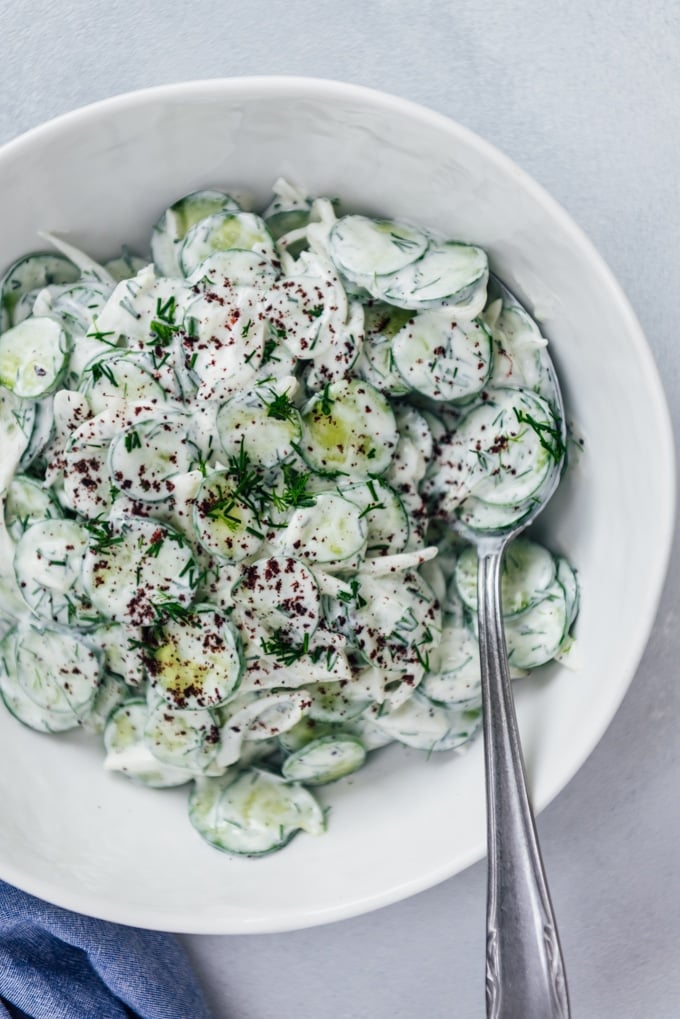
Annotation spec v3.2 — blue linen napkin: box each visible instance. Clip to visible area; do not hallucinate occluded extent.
[0,880,212,1019]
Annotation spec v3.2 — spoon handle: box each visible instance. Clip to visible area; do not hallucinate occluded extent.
[477,547,571,1019]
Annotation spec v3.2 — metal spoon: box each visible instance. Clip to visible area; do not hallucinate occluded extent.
[436,278,571,1018]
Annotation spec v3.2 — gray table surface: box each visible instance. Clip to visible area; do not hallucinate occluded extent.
[2,1,679,1016]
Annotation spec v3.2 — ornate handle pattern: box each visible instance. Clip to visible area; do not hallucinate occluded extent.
[477,546,571,1019]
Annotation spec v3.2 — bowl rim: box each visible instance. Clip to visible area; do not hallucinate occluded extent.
[0,76,675,933]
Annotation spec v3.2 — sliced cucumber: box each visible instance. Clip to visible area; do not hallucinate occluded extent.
[215,387,302,470]
[275,491,366,570]
[13,518,91,626]
[193,470,264,562]
[15,621,102,717]
[0,387,35,486]
[90,622,146,687]
[0,628,81,733]
[420,617,481,708]
[329,215,428,284]
[379,242,488,315]
[424,387,562,521]
[4,475,61,543]
[555,556,579,638]
[79,351,166,414]
[282,734,365,785]
[219,690,313,751]
[354,301,413,396]
[341,569,441,674]
[504,584,568,670]
[277,715,339,753]
[453,538,557,616]
[61,404,132,520]
[0,317,68,398]
[17,395,55,473]
[82,670,129,733]
[148,604,242,710]
[43,279,113,338]
[152,189,241,276]
[107,412,196,502]
[104,249,147,282]
[188,248,279,290]
[369,691,481,752]
[144,698,222,773]
[179,211,275,276]
[392,312,492,402]
[104,699,192,788]
[81,515,197,626]
[0,252,79,329]
[300,378,398,478]
[338,479,409,556]
[188,768,325,856]
[233,556,320,642]
[266,257,348,360]
[306,681,371,723]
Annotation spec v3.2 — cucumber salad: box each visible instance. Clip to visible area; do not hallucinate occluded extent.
[0,180,579,857]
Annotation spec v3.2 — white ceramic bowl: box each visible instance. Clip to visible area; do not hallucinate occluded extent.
[0,78,674,934]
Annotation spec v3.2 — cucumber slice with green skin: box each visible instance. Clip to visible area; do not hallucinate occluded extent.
[391,312,493,403]
[17,396,55,473]
[306,681,371,724]
[486,286,560,409]
[503,582,568,670]
[104,249,147,282]
[4,475,61,543]
[282,734,366,785]
[81,515,197,627]
[386,404,433,507]
[339,569,441,674]
[89,622,146,687]
[277,715,339,753]
[152,190,242,276]
[15,621,102,717]
[265,254,348,360]
[218,690,313,763]
[354,302,413,396]
[378,242,489,315]
[0,252,79,329]
[420,617,482,708]
[60,404,133,520]
[188,767,325,856]
[338,479,409,556]
[453,538,557,616]
[182,286,267,392]
[345,716,394,751]
[300,378,398,478]
[179,211,276,276]
[555,556,579,639]
[144,699,222,773]
[79,351,167,415]
[304,302,364,392]
[108,413,197,503]
[81,670,129,734]
[275,491,366,570]
[41,279,113,338]
[193,470,264,562]
[0,317,68,398]
[188,249,279,290]
[234,555,320,642]
[104,699,192,788]
[148,604,242,710]
[424,387,562,521]
[329,216,428,284]
[0,628,82,733]
[0,388,35,485]
[454,493,537,534]
[368,691,482,752]
[13,518,92,626]
[215,387,302,470]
